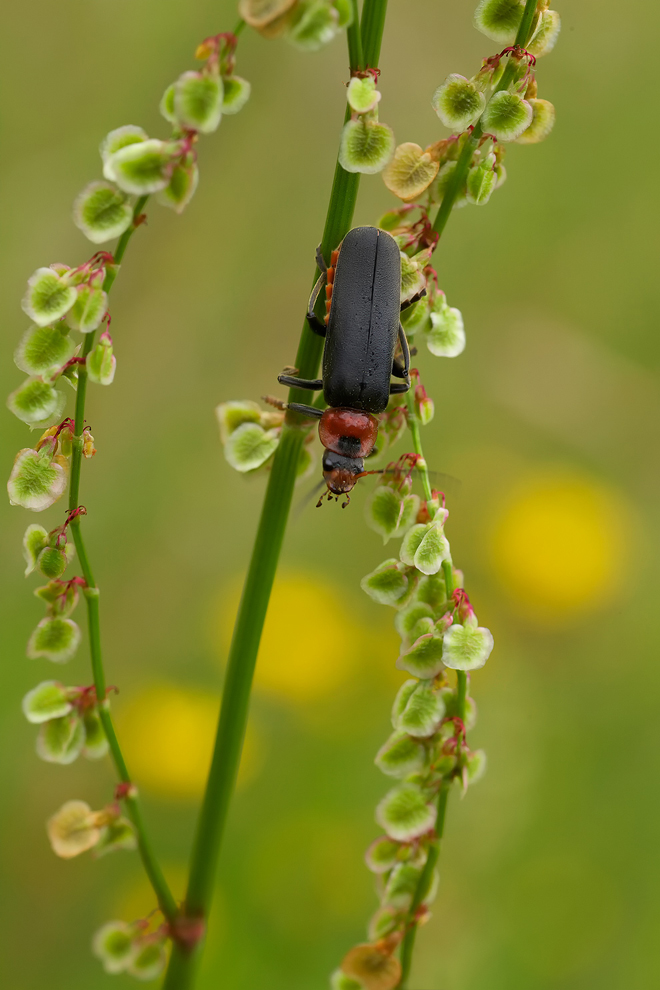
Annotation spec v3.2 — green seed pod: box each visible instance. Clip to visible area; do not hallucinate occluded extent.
[224,422,279,472]
[73,181,133,244]
[413,572,447,610]
[100,125,149,169]
[286,1,339,51]
[515,98,556,144]
[333,0,353,28]
[466,157,497,205]
[216,399,264,442]
[239,0,299,38]
[474,0,524,44]
[400,252,426,304]
[375,783,436,842]
[330,968,364,990]
[67,284,108,333]
[395,602,435,645]
[481,91,533,142]
[393,680,445,737]
[127,941,167,981]
[347,76,381,115]
[339,117,395,175]
[222,75,252,114]
[6,377,66,427]
[92,921,138,975]
[27,616,81,663]
[375,731,427,779]
[36,545,68,579]
[383,862,423,909]
[361,559,413,607]
[14,324,76,377]
[34,578,78,618]
[87,334,116,385]
[95,817,137,857]
[365,486,420,544]
[429,160,468,209]
[341,944,401,990]
[466,748,487,783]
[22,267,77,327]
[528,9,561,57]
[426,296,465,358]
[397,629,445,679]
[22,524,49,575]
[158,159,199,213]
[22,680,72,724]
[47,800,101,859]
[83,709,109,759]
[431,74,486,131]
[441,616,494,671]
[104,139,175,195]
[365,835,401,874]
[367,906,401,941]
[400,522,450,575]
[8,448,69,511]
[174,71,224,133]
[36,713,85,764]
[160,84,177,124]
[400,296,431,338]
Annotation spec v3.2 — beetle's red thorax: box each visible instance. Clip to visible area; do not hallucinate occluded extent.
[319,407,378,458]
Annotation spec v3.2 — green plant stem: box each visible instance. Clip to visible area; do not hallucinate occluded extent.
[431,0,539,240]
[66,195,176,921]
[397,778,451,988]
[404,389,433,505]
[163,4,390,987]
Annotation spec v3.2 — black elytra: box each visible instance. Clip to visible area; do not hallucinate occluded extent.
[277,225,422,499]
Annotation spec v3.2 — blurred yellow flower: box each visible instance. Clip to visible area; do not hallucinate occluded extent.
[219,572,363,702]
[117,683,260,800]
[491,470,632,619]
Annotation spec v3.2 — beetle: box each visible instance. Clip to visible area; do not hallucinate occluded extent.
[277,225,422,505]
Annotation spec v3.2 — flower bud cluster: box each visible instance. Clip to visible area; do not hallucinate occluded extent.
[382,2,560,212]
[240,0,352,52]
[333,473,492,989]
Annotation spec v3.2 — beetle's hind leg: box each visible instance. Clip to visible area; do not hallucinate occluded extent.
[391,321,411,384]
[306,270,328,337]
[278,373,323,390]
[389,382,410,395]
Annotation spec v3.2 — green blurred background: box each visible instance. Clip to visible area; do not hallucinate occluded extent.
[1,1,659,987]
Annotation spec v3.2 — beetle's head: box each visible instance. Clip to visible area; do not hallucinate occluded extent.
[322,449,364,495]
[318,407,378,458]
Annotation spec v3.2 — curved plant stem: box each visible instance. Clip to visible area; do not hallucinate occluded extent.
[405,388,434,506]
[163,3,390,987]
[431,0,539,240]
[67,195,177,922]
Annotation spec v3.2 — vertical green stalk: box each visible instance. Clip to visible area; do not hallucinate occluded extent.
[163,3,390,986]
[66,195,177,921]
[432,0,539,239]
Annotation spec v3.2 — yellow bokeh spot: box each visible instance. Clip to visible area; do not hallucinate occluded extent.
[219,572,363,702]
[117,683,260,800]
[491,470,632,619]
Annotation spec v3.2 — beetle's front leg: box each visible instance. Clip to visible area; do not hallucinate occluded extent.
[278,373,324,390]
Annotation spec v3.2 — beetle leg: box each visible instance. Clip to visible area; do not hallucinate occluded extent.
[391,322,411,382]
[307,269,328,337]
[287,402,324,420]
[315,243,328,274]
[400,287,427,313]
[389,382,410,395]
[278,374,323,390]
